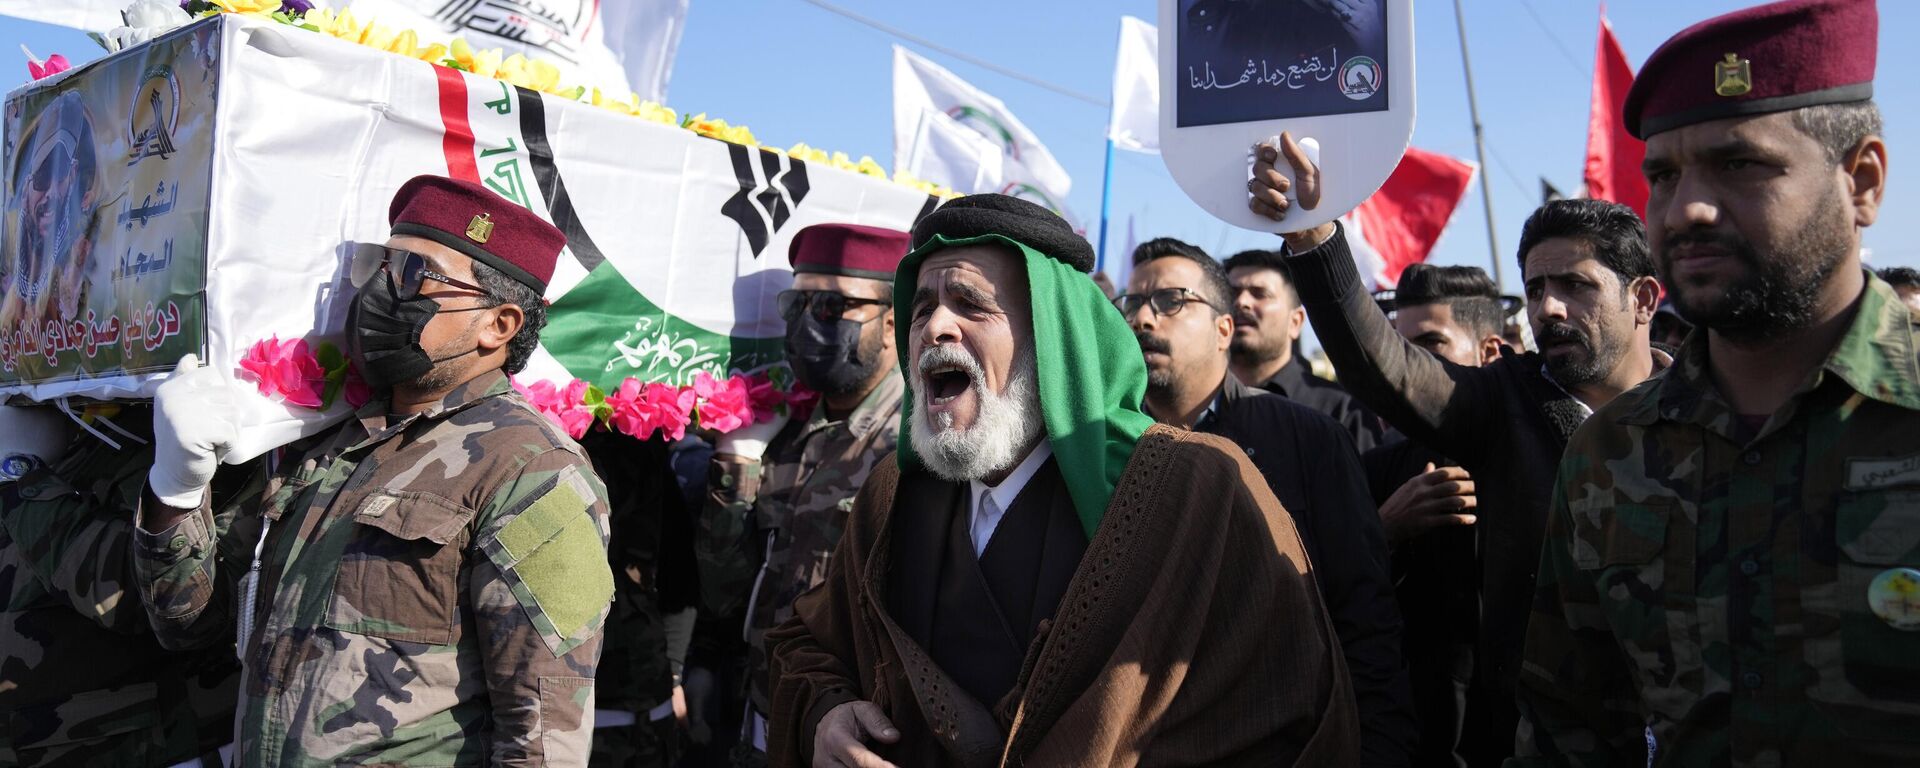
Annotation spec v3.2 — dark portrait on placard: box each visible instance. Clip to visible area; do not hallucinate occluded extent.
[1176,0,1390,127]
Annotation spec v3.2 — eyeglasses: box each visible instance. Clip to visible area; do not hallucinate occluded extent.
[1113,288,1219,318]
[777,289,891,323]
[350,245,494,301]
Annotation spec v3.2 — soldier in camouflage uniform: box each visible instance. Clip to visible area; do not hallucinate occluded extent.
[695,223,909,762]
[0,405,252,767]
[132,176,614,766]
[1515,1,1915,765]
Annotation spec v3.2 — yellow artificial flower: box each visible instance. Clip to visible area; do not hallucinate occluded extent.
[307,8,362,42]
[854,155,887,179]
[497,54,563,94]
[359,22,398,51]
[635,101,677,126]
[212,0,279,15]
[829,151,858,171]
[414,42,449,65]
[684,114,756,146]
[449,38,502,78]
[589,88,636,115]
[382,29,418,56]
[785,143,829,164]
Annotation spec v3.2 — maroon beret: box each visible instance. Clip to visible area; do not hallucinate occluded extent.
[1625,0,1876,140]
[388,175,566,293]
[788,223,910,281]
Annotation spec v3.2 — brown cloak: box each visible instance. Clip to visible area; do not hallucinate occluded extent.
[767,424,1360,767]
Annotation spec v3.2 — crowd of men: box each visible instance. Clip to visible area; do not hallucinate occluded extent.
[1,0,1913,766]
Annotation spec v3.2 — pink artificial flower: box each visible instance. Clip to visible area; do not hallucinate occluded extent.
[237,335,325,409]
[786,383,820,423]
[604,378,656,439]
[691,370,726,400]
[698,375,753,434]
[26,53,70,81]
[343,367,373,409]
[515,377,596,439]
[744,372,783,424]
[648,382,697,441]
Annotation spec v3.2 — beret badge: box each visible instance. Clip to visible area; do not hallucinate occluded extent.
[1715,53,1753,97]
[466,212,494,244]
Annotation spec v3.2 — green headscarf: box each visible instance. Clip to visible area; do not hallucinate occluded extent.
[891,233,1155,540]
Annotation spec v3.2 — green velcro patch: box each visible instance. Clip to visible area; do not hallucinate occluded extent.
[497,471,590,564]
[516,512,614,643]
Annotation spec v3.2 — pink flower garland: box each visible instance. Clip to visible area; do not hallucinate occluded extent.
[514,369,813,442]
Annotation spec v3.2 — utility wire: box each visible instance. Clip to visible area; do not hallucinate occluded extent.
[799,0,1110,108]
[1515,0,1589,76]
[1482,143,1540,202]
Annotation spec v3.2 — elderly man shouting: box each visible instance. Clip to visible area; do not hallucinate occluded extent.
[766,194,1358,767]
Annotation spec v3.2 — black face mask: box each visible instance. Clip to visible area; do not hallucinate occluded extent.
[348,271,440,391]
[785,314,881,397]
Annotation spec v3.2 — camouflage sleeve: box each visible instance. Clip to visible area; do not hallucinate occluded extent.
[130,492,232,651]
[5,466,152,634]
[694,455,763,619]
[472,453,615,767]
[1510,466,1648,767]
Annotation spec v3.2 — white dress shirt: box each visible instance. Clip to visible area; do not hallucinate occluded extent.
[966,441,1054,559]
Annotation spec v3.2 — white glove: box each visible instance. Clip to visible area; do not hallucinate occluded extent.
[148,354,240,508]
[714,413,789,461]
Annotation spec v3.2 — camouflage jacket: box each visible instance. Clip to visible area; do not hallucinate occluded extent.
[695,370,902,711]
[1,413,257,767]
[1515,275,1920,767]
[132,371,615,767]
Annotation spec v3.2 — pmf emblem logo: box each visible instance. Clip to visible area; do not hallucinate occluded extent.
[1340,56,1382,101]
[128,65,180,165]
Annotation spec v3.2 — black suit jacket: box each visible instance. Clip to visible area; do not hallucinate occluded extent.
[1196,375,1415,768]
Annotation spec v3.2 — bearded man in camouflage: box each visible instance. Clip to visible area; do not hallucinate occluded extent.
[133,175,614,766]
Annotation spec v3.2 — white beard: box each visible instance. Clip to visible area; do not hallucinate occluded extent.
[910,344,1043,483]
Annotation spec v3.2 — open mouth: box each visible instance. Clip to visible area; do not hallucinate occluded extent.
[926,364,973,405]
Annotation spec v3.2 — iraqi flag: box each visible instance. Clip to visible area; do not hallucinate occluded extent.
[1341,147,1477,289]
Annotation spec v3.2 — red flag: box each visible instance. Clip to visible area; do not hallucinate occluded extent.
[1345,147,1477,288]
[1585,16,1648,217]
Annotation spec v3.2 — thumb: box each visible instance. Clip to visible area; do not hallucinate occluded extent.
[1279,131,1321,209]
[1422,462,1436,473]
[852,703,899,743]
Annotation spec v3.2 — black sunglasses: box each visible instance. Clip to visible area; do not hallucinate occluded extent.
[777,289,891,323]
[1113,287,1219,318]
[350,245,494,301]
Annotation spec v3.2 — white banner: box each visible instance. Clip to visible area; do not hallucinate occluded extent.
[892,45,1072,208]
[1108,15,1159,154]
[342,0,689,103]
[0,15,936,461]
[0,1,127,34]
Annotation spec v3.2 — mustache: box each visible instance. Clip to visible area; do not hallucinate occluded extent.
[1665,230,1756,258]
[1135,331,1172,356]
[916,344,984,380]
[1537,323,1589,346]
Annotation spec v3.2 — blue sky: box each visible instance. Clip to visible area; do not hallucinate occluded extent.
[3,0,1911,294]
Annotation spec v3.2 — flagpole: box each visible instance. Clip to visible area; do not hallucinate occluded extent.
[1097,136,1116,273]
[1451,0,1505,290]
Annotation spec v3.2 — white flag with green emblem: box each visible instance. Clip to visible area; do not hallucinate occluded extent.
[891,45,1074,217]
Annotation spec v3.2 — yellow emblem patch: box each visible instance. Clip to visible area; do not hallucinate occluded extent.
[1714,52,1752,97]
[466,212,494,243]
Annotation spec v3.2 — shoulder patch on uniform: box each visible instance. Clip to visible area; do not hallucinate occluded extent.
[1848,454,1920,490]
[488,466,613,656]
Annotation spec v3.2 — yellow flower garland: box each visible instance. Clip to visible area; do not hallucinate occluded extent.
[198,6,959,198]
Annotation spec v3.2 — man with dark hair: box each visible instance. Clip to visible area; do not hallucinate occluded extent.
[1223,246,1384,451]
[1245,140,1668,764]
[133,175,615,765]
[1876,265,1920,312]
[1391,264,1508,369]
[1364,262,1507,768]
[1125,238,1414,768]
[1519,0,1917,763]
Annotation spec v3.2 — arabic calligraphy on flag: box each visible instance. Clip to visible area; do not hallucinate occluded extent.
[1175,0,1390,127]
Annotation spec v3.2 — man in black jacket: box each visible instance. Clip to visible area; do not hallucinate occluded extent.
[1245,134,1668,768]
[1121,237,1414,768]
[1225,247,1384,451]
